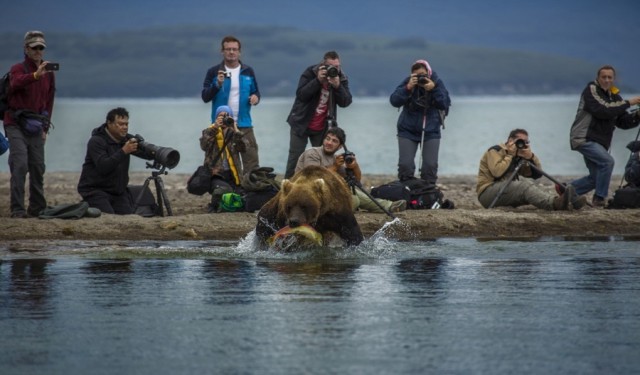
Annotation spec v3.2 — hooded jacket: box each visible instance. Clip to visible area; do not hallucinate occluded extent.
[77,124,151,195]
[570,81,639,150]
[390,71,451,142]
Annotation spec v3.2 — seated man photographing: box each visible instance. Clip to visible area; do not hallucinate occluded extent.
[477,128,587,211]
[77,107,154,214]
[295,126,406,213]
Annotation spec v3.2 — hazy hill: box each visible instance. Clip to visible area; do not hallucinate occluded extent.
[0,26,606,98]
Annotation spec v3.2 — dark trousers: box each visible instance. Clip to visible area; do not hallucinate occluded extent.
[397,136,440,185]
[80,189,133,215]
[284,128,325,178]
[5,126,46,216]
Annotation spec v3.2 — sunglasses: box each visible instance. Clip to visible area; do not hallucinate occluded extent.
[29,46,45,51]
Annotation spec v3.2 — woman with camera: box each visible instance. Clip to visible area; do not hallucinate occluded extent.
[390,59,451,186]
[199,105,246,212]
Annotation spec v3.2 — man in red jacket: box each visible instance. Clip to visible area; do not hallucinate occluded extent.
[3,31,56,218]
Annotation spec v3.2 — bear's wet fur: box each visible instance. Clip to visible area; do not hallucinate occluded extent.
[255,165,363,247]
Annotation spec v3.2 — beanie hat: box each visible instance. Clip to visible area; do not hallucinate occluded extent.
[215,105,233,118]
[414,59,432,78]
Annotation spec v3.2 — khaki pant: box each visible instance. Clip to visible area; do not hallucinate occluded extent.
[351,188,394,213]
[478,178,554,210]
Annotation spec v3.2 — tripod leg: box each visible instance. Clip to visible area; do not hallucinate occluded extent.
[487,162,524,209]
[133,178,153,213]
[354,183,396,219]
[155,177,173,216]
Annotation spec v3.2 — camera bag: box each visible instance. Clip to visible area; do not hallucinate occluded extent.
[607,185,640,209]
[371,178,454,209]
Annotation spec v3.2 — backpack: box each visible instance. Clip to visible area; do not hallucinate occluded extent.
[607,185,640,209]
[371,178,454,209]
[0,63,28,119]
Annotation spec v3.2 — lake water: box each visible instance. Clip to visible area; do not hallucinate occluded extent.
[2,96,640,374]
[1,236,640,374]
[2,95,639,176]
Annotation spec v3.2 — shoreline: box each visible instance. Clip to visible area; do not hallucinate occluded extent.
[1,172,640,242]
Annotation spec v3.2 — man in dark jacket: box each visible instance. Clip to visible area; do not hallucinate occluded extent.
[77,107,152,214]
[3,31,56,218]
[569,65,640,207]
[390,59,451,185]
[284,51,352,178]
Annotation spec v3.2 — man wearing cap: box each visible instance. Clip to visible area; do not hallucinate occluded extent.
[3,31,56,218]
[390,59,451,186]
[201,35,260,179]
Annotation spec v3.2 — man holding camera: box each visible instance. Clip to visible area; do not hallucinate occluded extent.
[77,107,154,214]
[3,31,56,218]
[568,65,640,207]
[199,105,246,213]
[201,35,260,178]
[477,128,587,211]
[284,51,352,179]
[295,127,406,213]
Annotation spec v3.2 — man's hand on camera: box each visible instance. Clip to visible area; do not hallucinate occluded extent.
[317,66,328,82]
[123,138,138,154]
[505,140,518,156]
[216,70,227,86]
[517,146,533,160]
[328,75,340,88]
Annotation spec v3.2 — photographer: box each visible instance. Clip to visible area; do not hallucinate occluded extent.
[390,59,451,185]
[199,105,246,213]
[295,127,406,213]
[284,51,352,179]
[568,65,640,207]
[77,107,154,214]
[477,128,587,211]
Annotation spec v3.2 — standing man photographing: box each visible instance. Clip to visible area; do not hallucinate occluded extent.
[3,31,56,218]
[201,35,261,178]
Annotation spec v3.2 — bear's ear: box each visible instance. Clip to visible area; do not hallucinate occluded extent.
[282,179,292,195]
[313,178,326,194]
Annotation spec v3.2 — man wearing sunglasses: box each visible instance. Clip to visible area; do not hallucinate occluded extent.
[2,31,56,218]
[476,128,587,211]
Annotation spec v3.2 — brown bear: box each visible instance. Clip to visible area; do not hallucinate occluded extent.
[255,165,364,247]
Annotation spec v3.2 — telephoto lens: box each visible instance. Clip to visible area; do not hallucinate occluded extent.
[515,139,526,149]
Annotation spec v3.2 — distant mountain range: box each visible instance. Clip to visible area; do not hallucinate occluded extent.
[3,0,638,96]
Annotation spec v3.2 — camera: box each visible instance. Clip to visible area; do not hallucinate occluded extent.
[222,71,231,78]
[417,74,430,85]
[323,65,340,78]
[131,134,180,169]
[515,139,528,149]
[222,115,234,127]
[342,151,355,165]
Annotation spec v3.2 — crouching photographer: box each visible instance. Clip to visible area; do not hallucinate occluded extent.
[295,127,406,213]
[77,107,179,214]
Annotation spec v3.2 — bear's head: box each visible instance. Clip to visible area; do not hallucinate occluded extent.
[278,177,329,228]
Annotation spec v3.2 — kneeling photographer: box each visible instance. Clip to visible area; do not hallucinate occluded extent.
[77,107,177,214]
[199,105,246,213]
[477,128,587,211]
[295,127,406,213]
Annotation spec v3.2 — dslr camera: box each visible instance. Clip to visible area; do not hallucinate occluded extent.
[322,65,340,78]
[222,115,234,127]
[515,139,528,149]
[131,134,181,169]
[342,151,355,165]
[417,74,430,85]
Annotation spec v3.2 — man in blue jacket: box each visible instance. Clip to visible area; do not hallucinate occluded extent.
[201,35,261,177]
[390,59,451,186]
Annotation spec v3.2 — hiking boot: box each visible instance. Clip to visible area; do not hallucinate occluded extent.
[389,199,407,213]
[572,195,588,210]
[553,184,576,210]
[592,195,606,208]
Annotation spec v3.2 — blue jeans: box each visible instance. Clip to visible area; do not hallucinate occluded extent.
[570,141,614,199]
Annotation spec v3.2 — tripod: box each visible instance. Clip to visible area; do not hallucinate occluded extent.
[342,159,397,220]
[488,158,566,209]
[133,161,173,216]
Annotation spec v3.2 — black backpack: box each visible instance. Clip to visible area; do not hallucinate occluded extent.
[0,63,27,119]
[607,185,640,209]
[371,178,454,209]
